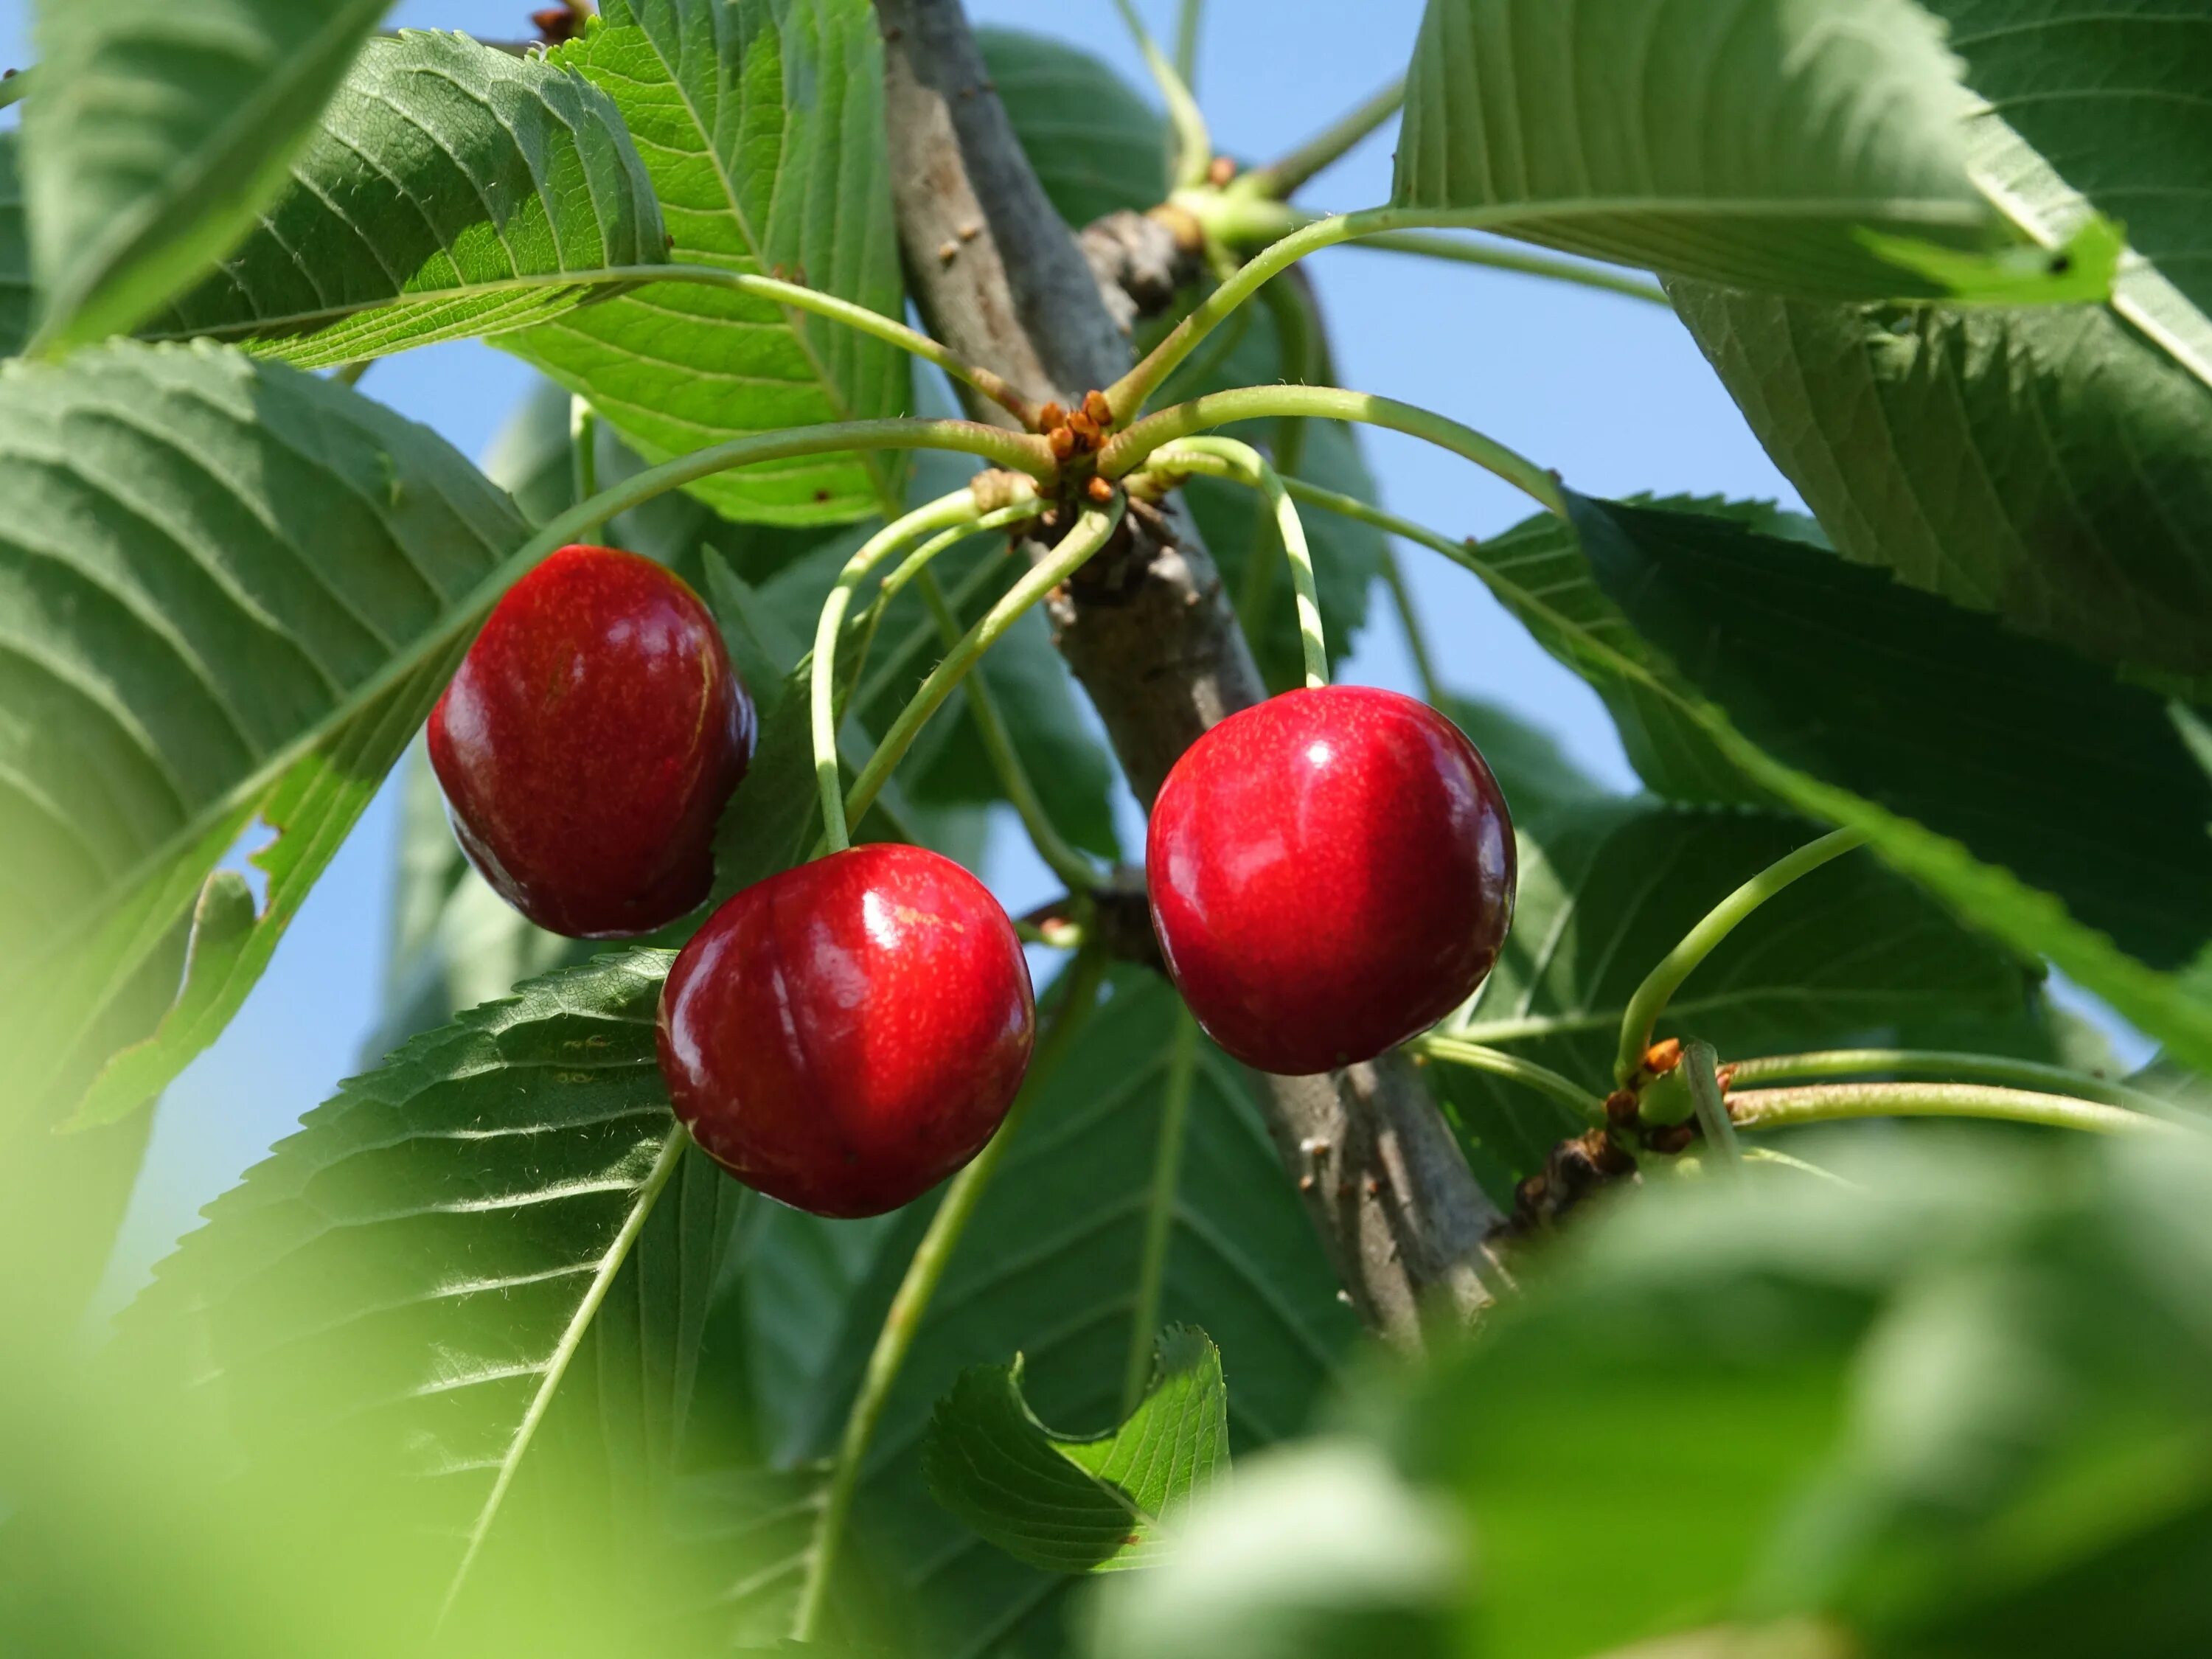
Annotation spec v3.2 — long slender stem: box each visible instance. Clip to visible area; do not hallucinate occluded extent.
[1728,1082,2174,1138]
[1613,830,1867,1087]
[568,395,599,512]
[915,567,1098,891]
[1353,229,1669,305]
[813,493,987,854]
[1150,440,1326,686]
[1123,1009,1199,1418]
[1174,0,1203,88]
[1108,198,1985,416]
[1116,384,1565,518]
[1235,279,1321,653]
[1722,1049,2178,1118]
[1683,1039,1742,1166]
[1237,77,1405,199]
[836,503,1124,838]
[1110,0,1212,191]
[792,950,1110,1644]
[1412,1034,1607,1121]
[1382,547,1446,705]
[855,550,1010,716]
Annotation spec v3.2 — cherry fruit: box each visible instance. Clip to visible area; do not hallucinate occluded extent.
[657,844,1036,1217]
[1147,686,1514,1075]
[428,544,754,939]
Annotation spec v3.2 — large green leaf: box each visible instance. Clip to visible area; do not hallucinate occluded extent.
[505,0,908,526]
[0,134,28,357]
[23,0,392,352]
[1933,0,2212,390]
[1669,291,2212,694]
[128,947,743,1637]
[1457,494,2212,1070]
[1576,495,2212,971]
[0,341,528,1135]
[744,970,1357,1657]
[1392,0,2101,302]
[924,1326,1230,1574]
[978,28,1169,229]
[1435,796,2047,1203]
[140,31,669,369]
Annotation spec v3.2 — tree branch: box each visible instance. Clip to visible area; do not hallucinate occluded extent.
[873,0,1507,1343]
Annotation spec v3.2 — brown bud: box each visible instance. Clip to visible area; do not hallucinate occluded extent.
[1644,1037,1683,1076]
[1036,401,1066,431]
[1604,1089,1640,1127]
[1206,155,1237,187]
[1066,409,1101,447]
[1085,476,1116,505]
[935,239,959,265]
[1048,425,1078,462]
[1082,389,1114,429]
[1644,1122,1697,1155]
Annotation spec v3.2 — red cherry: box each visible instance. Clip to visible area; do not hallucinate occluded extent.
[1147,686,1514,1075]
[428,544,754,939]
[656,844,1037,1218]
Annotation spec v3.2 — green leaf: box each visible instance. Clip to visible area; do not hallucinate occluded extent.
[1389,1134,2212,1658]
[1669,291,2212,694]
[924,1326,1230,1575]
[1574,495,2212,972]
[504,0,908,526]
[1459,493,2212,1071]
[24,0,392,352]
[1439,694,1610,827]
[0,341,528,1135]
[129,947,743,1634]
[1393,0,2101,302]
[751,970,1356,1657]
[1930,0,2212,392]
[1435,796,2046,1203]
[139,32,669,369]
[0,134,28,357]
[978,27,1169,228]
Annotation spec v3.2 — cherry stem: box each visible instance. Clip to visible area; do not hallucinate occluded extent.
[792,950,1112,1645]
[833,501,1124,844]
[1411,1034,1607,1121]
[1382,547,1446,706]
[1234,75,1405,200]
[1173,0,1203,86]
[568,395,598,511]
[1727,1082,2179,1138]
[1683,1038,1742,1166]
[1123,1008,1200,1418]
[1109,383,1566,519]
[1613,829,1869,1088]
[913,566,1098,891]
[1722,1049,2180,1119]
[1234,279,1321,643]
[1151,439,1328,688]
[812,491,1004,855]
[1110,0,1212,191]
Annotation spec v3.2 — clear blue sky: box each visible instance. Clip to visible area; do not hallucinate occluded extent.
[5,1,1831,1300]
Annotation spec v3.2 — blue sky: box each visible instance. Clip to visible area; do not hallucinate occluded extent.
[5,1,1829,1298]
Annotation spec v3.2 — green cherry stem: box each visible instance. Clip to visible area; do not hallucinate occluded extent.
[832,501,1124,844]
[1123,1008,1200,1418]
[1613,829,1868,1088]
[1108,383,1565,518]
[791,949,1111,1645]
[1110,0,1213,190]
[1727,1082,2177,1138]
[1174,0,1203,86]
[1721,1049,2180,1119]
[1411,1034,1608,1121]
[914,566,1099,892]
[1234,74,1405,199]
[1383,548,1447,706]
[812,491,1000,854]
[1150,439,1327,686]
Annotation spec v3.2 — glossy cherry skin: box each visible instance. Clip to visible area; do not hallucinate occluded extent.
[656,844,1037,1218]
[1147,686,1515,1075]
[428,545,754,939]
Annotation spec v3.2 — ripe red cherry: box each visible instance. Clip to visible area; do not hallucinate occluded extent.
[428,544,754,939]
[657,844,1037,1218]
[1147,686,1514,1075]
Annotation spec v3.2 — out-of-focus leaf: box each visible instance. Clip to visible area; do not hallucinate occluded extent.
[1394,0,2107,303]
[0,133,28,356]
[925,1326,1229,1574]
[505,0,908,526]
[142,32,668,368]
[979,27,1168,229]
[24,0,392,350]
[1441,693,1612,828]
